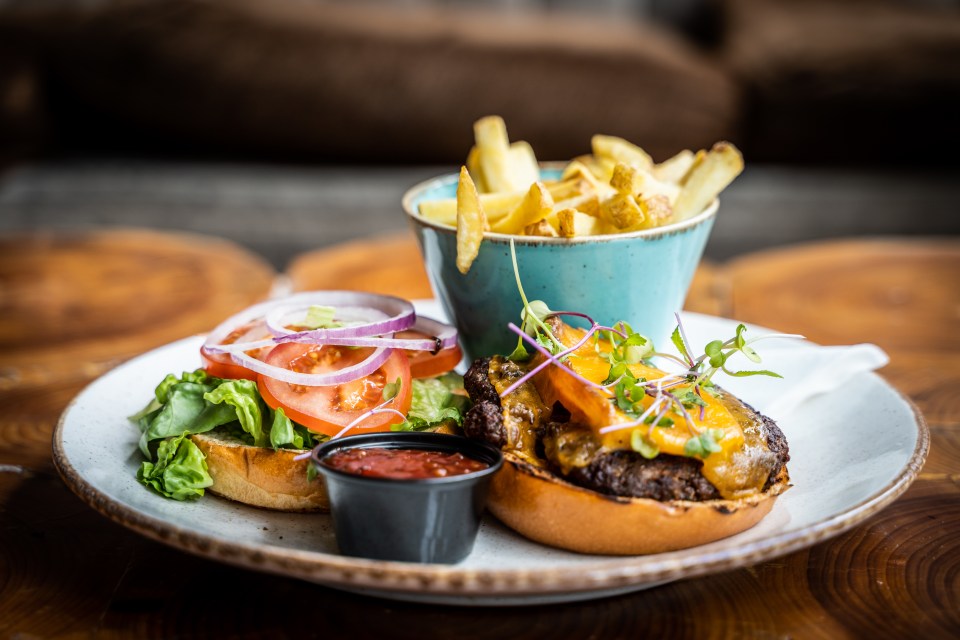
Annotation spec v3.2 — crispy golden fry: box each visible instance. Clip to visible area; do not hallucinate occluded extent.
[639,194,674,229]
[545,177,592,201]
[449,116,742,243]
[561,160,606,193]
[557,208,604,237]
[524,219,558,237]
[491,182,554,235]
[592,135,653,170]
[653,149,695,183]
[600,193,645,230]
[609,161,680,206]
[509,140,540,188]
[456,167,487,274]
[679,149,708,186]
[609,162,642,195]
[419,191,523,226]
[570,154,615,183]
[673,142,744,220]
[554,192,600,218]
[474,116,515,193]
[466,145,487,192]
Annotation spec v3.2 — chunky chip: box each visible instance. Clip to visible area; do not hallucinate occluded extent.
[455,167,487,274]
[416,116,743,257]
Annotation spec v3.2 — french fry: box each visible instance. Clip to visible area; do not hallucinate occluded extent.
[639,194,673,229]
[474,116,514,193]
[509,140,540,188]
[524,219,558,237]
[491,182,554,235]
[456,167,487,274]
[600,193,645,230]
[571,154,616,183]
[557,208,604,238]
[653,149,695,183]
[609,162,643,195]
[610,162,680,205]
[446,116,743,245]
[554,193,600,218]
[466,145,487,192]
[672,142,744,220]
[545,177,592,201]
[592,135,653,170]
[420,191,524,226]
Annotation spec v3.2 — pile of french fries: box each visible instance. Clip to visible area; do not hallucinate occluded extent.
[417,116,744,274]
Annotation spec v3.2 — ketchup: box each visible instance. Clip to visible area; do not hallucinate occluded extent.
[323,447,489,480]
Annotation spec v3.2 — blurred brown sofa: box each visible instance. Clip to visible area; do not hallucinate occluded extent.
[1,0,958,165]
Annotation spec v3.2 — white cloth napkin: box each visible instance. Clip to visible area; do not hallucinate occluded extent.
[710,343,890,420]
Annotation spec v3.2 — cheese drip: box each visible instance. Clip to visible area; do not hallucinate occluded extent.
[533,321,777,499]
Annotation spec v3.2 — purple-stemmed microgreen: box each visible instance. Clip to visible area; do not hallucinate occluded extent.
[501,239,800,461]
[506,240,564,360]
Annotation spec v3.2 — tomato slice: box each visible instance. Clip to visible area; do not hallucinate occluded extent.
[201,320,276,380]
[200,346,259,381]
[258,343,412,437]
[395,330,463,378]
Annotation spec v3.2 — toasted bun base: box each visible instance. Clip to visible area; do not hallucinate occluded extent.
[190,431,328,512]
[487,453,790,555]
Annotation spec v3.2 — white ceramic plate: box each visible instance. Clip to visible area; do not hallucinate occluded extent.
[52,312,927,606]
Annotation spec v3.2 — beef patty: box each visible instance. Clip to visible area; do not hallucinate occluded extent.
[462,357,790,502]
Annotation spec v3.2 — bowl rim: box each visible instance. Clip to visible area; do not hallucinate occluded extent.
[401,163,719,245]
[313,432,504,486]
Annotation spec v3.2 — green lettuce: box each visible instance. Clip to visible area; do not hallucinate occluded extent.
[394,374,471,432]
[131,369,320,500]
[136,432,213,500]
[204,379,267,447]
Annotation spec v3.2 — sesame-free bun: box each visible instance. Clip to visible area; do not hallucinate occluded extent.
[487,452,790,555]
[190,431,328,512]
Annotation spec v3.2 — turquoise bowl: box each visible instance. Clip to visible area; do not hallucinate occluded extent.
[402,168,718,361]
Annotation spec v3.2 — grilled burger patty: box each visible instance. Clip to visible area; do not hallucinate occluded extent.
[463,357,790,502]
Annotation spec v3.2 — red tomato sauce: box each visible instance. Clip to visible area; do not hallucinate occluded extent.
[323,447,488,480]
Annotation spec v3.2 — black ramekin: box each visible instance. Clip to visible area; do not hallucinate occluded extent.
[313,432,503,564]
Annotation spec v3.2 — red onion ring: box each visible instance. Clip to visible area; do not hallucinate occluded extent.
[262,293,415,341]
[264,304,391,338]
[203,292,337,349]
[229,345,394,386]
[201,292,459,387]
[275,315,458,353]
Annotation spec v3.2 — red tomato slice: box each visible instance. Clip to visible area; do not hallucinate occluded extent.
[395,330,463,378]
[201,320,276,380]
[200,346,259,381]
[258,343,412,437]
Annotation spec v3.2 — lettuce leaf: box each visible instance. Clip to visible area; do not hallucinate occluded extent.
[137,432,213,500]
[269,406,304,449]
[394,374,471,432]
[203,379,268,447]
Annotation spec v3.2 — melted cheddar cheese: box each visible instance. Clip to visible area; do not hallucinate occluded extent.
[532,321,775,499]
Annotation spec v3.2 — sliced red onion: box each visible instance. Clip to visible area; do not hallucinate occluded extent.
[203,292,339,350]
[276,315,457,353]
[264,304,391,338]
[230,345,393,386]
[265,293,415,342]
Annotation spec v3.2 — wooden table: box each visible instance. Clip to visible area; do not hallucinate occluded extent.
[1,229,957,638]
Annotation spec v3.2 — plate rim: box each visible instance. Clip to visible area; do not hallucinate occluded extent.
[52,322,929,599]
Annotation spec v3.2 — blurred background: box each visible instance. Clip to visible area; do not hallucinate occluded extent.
[1,0,958,268]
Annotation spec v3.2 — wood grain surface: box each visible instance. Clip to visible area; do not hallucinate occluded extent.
[1,230,957,639]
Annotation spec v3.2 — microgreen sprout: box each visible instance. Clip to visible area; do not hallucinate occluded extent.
[599,314,802,453]
[507,240,564,360]
[501,244,801,461]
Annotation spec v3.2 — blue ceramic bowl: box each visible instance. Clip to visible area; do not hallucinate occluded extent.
[402,167,718,361]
